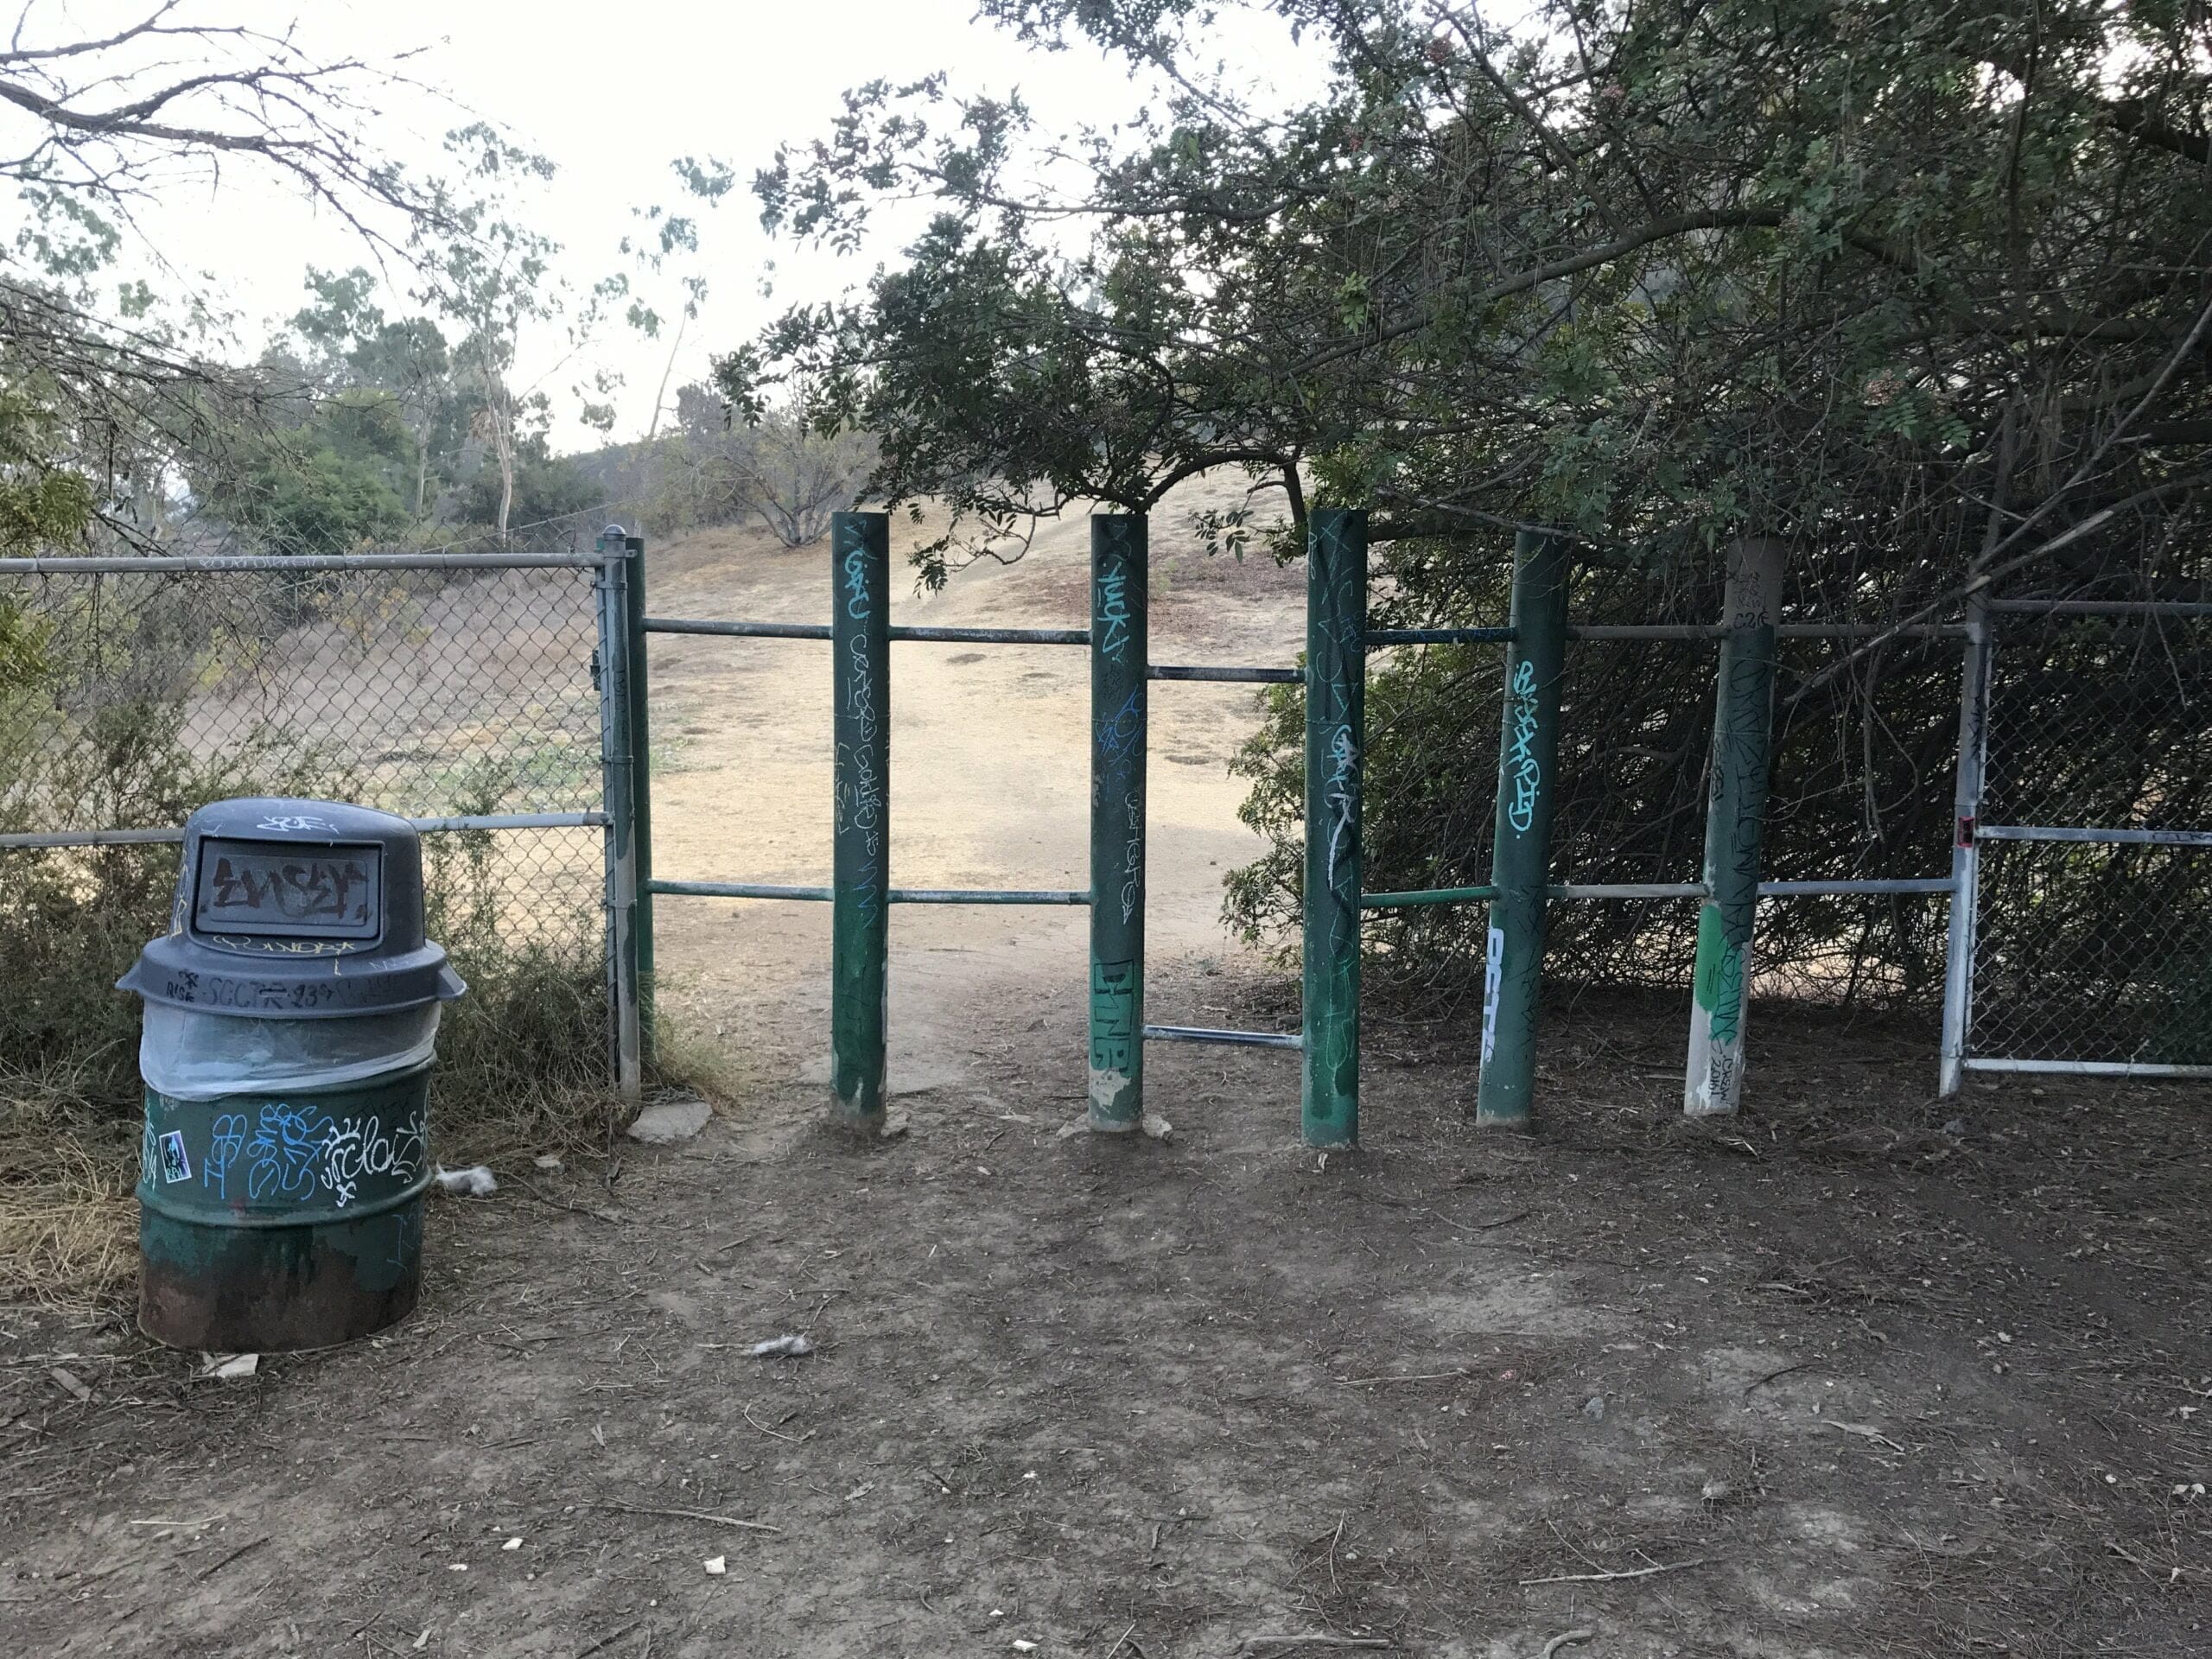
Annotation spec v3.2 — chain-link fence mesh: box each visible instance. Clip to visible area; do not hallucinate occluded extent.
[1248,570,1969,1020]
[1969,609,2212,1066]
[0,530,613,1106]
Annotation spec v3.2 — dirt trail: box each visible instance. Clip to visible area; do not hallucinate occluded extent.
[641,475,1302,1091]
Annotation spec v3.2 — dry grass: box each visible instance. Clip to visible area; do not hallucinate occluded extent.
[0,1061,138,1308]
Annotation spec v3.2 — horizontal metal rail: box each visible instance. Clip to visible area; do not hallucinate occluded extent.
[1962,1057,2212,1078]
[643,616,1087,645]
[1552,881,1707,899]
[1986,600,2212,618]
[1149,664,1301,683]
[646,878,1088,906]
[647,879,831,901]
[645,616,830,640]
[1,552,613,575]
[1370,626,1515,645]
[1364,883,1499,908]
[1363,876,1955,906]
[893,625,1086,645]
[1144,1023,1303,1051]
[1760,877,1955,895]
[1563,622,1967,642]
[892,887,1089,905]
[1978,824,2212,849]
[0,810,611,851]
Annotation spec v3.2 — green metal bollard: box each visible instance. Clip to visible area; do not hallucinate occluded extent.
[831,512,891,1128]
[594,537,641,1103]
[1302,509,1367,1148]
[1089,515,1147,1131]
[620,531,655,1064]
[1476,531,1570,1128]
[1684,537,1785,1116]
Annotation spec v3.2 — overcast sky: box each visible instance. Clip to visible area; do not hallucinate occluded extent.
[53,0,1319,450]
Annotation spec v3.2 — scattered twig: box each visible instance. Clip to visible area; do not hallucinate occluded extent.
[1826,1420,1904,1452]
[1105,1621,1137,1659]
[1535,1632,1594,1659]
[1339,1370,1468,1387]
[569,1620,639,1659]
[1519,1558,1707,1586]
[509,1179,624,1224]
[129,1516,223,1529]
[1238,1638,1392,1652]
[196,1535,270,1580]
[585,1502,779,1534]
[741,1404,810,1444]
[1743,1360,1814,1394]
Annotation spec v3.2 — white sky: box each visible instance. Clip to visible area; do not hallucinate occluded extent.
[23,0,1322,450]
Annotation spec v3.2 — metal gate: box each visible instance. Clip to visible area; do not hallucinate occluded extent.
[1947,599,2212,1083]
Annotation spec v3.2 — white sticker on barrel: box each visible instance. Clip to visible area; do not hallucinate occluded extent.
[157,1130,192,1184]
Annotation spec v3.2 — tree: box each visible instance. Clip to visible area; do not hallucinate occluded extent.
[293,269,461,518]
[723,0,2212,1000]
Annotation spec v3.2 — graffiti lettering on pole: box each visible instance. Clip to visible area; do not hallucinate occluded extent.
[1095,565,1131,665]
[1325,723,1359,889]
[1090,959,1137,1077]
[1481,925,1505,1065]
[1505,658,1542,836]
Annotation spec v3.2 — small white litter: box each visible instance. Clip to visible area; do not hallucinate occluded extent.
[501,1537,523,1551]
[703,1555,728,1576]
[433,1165,498,1198]
[200,1352,258,1381]
[748,1335,816,1358]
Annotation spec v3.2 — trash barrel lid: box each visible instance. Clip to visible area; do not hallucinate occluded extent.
[118,797,466,1018]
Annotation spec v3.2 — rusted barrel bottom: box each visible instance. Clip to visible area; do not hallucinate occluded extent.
[138,1200,424,1351]
[135,1066,434,1352]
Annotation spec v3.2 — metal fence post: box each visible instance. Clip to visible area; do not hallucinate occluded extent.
[621,531,655,1065]
[1684,537,1784,1116]
[1477,531,1570,1128]
[594,529,642,1103]
[831,511,891,1128]
[1938,594,1993,1095]
[1303,508,1366,1147]
[1089,514,1147,1131]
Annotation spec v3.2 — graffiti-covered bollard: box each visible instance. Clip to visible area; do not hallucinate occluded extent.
[119,798,467,1351]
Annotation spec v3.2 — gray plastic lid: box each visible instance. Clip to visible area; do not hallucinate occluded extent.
[118,797,466,1018]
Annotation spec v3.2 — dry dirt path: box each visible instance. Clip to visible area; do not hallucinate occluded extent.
[639,475,1304,1094]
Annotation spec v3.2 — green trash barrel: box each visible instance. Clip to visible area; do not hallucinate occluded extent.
[118,798,466,1351]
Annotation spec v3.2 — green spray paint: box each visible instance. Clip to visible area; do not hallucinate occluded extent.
[1089,515,1147,1130]
[1684,537,1784,1116]
[1302,509,1367,1147]
[1476,531,1570,1128]
[831,512,890,1128]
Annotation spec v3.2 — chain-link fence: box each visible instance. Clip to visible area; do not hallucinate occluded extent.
[0,519,624,1107]
[1967,607,2212,1070]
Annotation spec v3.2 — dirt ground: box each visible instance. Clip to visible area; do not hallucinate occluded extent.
[3,494,2209,1658]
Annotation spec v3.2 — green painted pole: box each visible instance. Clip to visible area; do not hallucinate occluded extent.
[1684,537,1784,1116]
[1089,514,1147,1131]
[1476,531,1570,1128]
[621,531,655,1065]
[832,511,890,1128]
[1302,509,1366,1147]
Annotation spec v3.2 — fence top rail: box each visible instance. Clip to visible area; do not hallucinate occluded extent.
[1986,598,2212,617]
[0,551,616,575]
[0,810,609,851]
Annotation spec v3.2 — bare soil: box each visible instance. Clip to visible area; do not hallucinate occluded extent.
[3,491,2209,1658]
